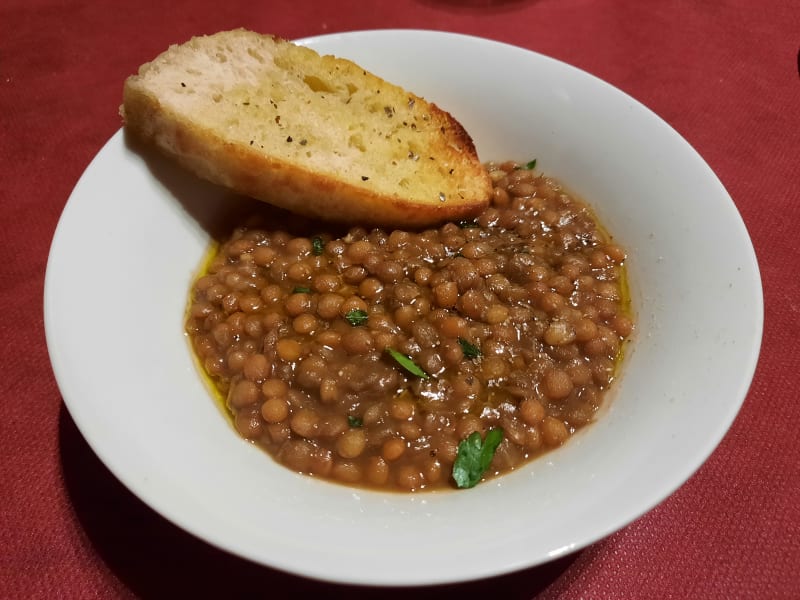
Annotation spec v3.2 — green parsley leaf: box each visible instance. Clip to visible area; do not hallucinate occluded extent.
[347,415,363,428]
[312,236,324,255]
[292,286,311,294]
[457,337,481,359]
[385,348,429,379]
[514,159,537,171]
[452,428,504,489]
[344,308,369,326]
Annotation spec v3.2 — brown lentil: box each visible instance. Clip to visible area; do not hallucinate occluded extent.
[186,161,633,492]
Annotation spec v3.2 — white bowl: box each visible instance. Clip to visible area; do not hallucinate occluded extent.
[44,30,763,586]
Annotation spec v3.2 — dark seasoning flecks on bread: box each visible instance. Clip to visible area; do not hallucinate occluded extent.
[120,29,492,227]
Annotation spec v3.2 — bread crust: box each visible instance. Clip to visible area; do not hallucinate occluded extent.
[121,30,491,227]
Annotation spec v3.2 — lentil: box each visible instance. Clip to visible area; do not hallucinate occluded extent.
[186,161,633,491]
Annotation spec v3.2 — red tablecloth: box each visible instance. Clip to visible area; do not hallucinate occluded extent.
[3,0,798,597]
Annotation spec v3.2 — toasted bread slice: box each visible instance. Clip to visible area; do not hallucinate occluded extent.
[120,29,491,227]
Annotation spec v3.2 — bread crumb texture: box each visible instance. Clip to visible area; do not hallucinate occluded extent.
[121,29,491,226]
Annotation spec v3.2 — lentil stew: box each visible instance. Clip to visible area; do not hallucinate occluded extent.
[185,161,633,491]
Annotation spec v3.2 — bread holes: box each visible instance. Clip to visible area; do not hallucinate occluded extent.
[272,54,291,70]
[303,74,336,94]
[348,133,366,152]
[246,47,266,64]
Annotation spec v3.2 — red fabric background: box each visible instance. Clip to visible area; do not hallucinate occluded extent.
[2,0,798,597]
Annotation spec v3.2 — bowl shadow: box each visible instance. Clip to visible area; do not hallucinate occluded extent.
[59,403,578,598]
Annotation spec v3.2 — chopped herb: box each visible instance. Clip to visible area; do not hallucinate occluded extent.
[344,308,368,326]
[286,135,293,142]
[311,236,324,255]
[347,416,363,428]
[361,175,370,181]
[386,348,429,379]
[513,160,537,170]
[457,219,480,229]
[458,338,481,359]
[452,428,504,489]
[292,286,311,294]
